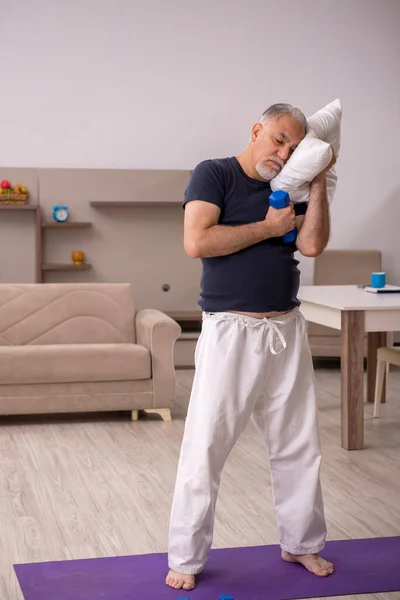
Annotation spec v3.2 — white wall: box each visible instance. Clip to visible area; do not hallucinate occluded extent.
[1,0,400,284]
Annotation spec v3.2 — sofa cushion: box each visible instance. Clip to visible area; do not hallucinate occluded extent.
[0,283,134,345]
[0,344,151,385]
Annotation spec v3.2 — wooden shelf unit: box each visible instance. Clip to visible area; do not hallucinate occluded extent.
[40,219,93,281]
[1,206,94,282]
[167,311,202,369]
[0,203,42,282]
[167,311,202,324]
[167,311,202,336]
[42,221,92,229]
[0,204,39,211]
[167,311,202,340]
[42,263,92,271]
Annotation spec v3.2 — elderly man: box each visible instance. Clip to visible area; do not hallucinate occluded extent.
[166,104,336,592]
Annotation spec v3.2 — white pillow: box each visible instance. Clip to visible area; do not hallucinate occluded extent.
[270,99,342,204]
[308,98,341,154]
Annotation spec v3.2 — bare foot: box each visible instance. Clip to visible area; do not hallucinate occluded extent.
[165,569,196,590]
[281,550,334,577]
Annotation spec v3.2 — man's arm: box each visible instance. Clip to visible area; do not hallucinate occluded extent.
[184,200,296,258]
[295,153,336,257]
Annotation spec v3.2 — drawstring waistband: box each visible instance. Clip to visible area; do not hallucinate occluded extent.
[253,316,287,355]
[203,309,299,355]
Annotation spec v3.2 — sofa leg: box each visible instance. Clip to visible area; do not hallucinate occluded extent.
[142,408,172,422]
[131,410,139,421]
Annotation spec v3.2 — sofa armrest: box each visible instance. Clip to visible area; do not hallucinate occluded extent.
[135,309,181,409]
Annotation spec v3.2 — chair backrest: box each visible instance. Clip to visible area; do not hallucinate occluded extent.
[0,283,134,345]
[309,249,382,337]
[313,249,382,285]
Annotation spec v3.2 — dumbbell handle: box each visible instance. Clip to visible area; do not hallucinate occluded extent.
[269,190,297,243]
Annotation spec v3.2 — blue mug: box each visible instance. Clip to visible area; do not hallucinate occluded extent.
[371,272,386,288]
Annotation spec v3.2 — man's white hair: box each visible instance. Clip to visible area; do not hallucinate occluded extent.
[259,103,307,131]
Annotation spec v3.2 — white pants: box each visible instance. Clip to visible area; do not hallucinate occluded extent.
[168,308,326,575]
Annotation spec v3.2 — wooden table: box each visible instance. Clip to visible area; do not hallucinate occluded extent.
[298,285,400,451]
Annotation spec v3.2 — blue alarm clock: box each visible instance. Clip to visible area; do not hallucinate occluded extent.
[53,204,69,222]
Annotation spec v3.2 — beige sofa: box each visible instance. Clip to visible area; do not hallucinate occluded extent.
[0,283,181,420]
[308,249,382,358]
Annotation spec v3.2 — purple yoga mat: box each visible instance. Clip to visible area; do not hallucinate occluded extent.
[14,537,400,600]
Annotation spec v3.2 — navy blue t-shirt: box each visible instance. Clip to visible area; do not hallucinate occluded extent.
[183,157,308,313]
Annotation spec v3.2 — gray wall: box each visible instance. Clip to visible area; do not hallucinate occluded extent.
[0,168,201,312]
[1,0,399,291]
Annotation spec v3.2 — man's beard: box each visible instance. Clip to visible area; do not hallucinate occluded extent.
[255,157,284,181]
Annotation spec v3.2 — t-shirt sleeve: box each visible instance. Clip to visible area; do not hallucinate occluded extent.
[294,202,308,216]
[183,160,224,210]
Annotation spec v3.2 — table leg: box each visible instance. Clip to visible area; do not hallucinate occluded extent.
[341,311,365,450]
[367,332,387,404]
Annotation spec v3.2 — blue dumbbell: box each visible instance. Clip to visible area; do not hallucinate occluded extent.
[269,190,297,243]
[220,595,234,600]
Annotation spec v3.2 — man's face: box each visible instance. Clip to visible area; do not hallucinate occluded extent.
[250,115,306,181]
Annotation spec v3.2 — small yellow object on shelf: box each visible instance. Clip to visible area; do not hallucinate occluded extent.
[72,251,85,265]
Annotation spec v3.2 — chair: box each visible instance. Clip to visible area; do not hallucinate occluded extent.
[373,347,400,417]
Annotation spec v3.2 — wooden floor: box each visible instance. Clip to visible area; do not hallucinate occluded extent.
[1,363,400,600]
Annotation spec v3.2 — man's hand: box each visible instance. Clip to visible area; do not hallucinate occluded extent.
[264,203,296,237]
[296,148,333,257]
[313,147,337,182]
[324,147,337,172]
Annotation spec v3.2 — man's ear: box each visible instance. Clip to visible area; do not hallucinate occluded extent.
[251,122,263,142]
